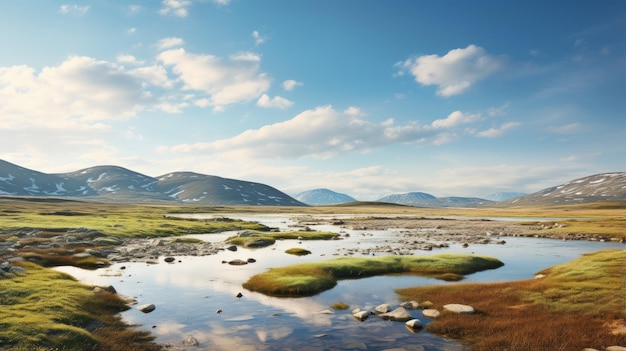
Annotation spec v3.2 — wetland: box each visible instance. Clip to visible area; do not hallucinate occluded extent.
[1,199,625,350]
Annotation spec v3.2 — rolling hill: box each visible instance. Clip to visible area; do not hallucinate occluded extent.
[0,160,305,206]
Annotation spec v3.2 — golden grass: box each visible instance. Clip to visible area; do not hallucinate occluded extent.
[396,249,626,350]
[243,254,504,297]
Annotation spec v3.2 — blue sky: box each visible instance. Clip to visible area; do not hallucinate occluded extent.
[0,0,623,200]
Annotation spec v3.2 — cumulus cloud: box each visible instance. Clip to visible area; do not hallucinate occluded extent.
[159,0,191,17]
[397,45,505,97]
[475,122,521,137]
[0,56,155,128]
[157,37,185,50]
[59,4,89,15]
[431,111,480,129]
[158,48,271,110]
[164,105,442,159]
[256,94,293,109]
[282,79,303,91]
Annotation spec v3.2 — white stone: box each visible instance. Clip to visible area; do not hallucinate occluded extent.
[352,310,370,321]
[405,319,423,329]
[379,307,412,322]
[422,309,441,318]
[400,300,419,309]
[443,303,475,314]
[375,303,391,313]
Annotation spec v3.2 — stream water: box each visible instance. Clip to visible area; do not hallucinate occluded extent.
[56,214,624,351]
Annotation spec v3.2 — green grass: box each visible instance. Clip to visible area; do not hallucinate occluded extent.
[225,230,339,247]
[285,247,312,256]
[0,261,160,351]
[0,198,268,238]
[243,254,504,297]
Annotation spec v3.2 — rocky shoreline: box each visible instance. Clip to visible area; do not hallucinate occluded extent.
[1,216,622,267]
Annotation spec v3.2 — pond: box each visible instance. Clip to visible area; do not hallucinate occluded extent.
[56,214,624,351]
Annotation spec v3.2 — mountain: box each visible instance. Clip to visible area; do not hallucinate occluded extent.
[294,188,357,205]
[376,192,493,207]
[0,160,306,206]
[0,159,96,197]
[499,172,626,206]
[483,192,526,201]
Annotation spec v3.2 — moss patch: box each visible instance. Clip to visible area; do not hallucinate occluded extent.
[226,230,339,247]
[285,248,312,256]
[243,254,503,297]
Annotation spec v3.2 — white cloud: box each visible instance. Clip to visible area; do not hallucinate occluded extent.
[256,94,293,109]
[117,54,144,65]
[397,45,505,97]
[252,31,265,46]
[157,37,185,50]
[164,105,441,159]
[128,5,142,14]
[475,122,521,137]
[129,65,173,88]
[282,79,303,91]
[0,56,154,128]
[213,0,231,4]
[431,110,480,129]
[158,48,271,110]
[127,27,137,34]
[59,4,89,15]
[159,0,191,17]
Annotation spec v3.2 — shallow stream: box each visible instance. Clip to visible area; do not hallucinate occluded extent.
[57,214,624,351]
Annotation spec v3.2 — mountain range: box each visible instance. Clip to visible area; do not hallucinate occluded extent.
[375,192,494,207]
[0,159,305,206]
[0,160,623,207]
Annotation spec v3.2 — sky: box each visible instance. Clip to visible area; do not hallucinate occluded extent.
[0,0,624,200]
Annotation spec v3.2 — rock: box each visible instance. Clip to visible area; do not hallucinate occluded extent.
[534,274,546,279]
[443,304,475,314]
[246,258,256,263]
[226,245,237,251]
[606,347,626,351]
[319,309,334,314]
[379,307,412,322]
[228,259,248,266]
[138,304,156,313]
[236,292,243,298]
[420,300,434,309]
[164,257,176,263]
[405,319,423,329]
[9,267,26,274]
[244,239,274,248]
[1,261,11,272]
[94,285,117,294]
[422,309,441,318]
[182,335,199,346]
[352,311,370,321]
[375,304,391,313]
[400,300,419,309]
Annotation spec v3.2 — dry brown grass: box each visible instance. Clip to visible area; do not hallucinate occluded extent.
[396,249,626,350]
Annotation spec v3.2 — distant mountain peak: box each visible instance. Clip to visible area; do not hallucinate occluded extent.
[294,188,356,205]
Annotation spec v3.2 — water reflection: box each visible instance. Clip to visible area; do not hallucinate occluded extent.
[56,214,623,351]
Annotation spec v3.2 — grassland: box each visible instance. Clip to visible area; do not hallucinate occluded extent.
[0,261,160,351]
[243,254,504,297]
[396,249,626,350]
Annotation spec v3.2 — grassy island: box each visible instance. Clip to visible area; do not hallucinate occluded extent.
[396,249,626,350]
[243,253,504,297]
[225,230,339,247]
